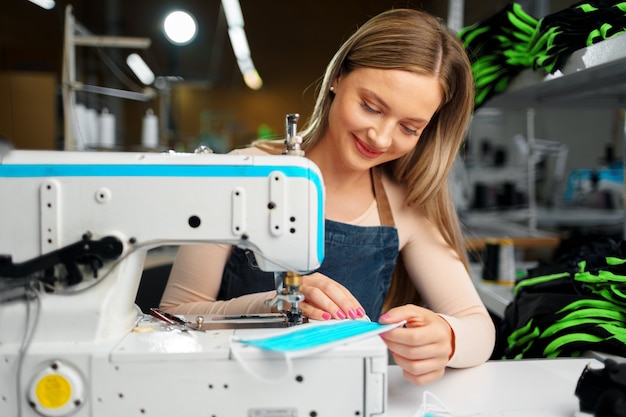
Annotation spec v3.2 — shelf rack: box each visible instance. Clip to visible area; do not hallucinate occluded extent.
[61,5,153,150]
[478,33,626,238]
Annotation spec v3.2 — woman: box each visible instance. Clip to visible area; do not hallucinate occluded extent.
[161,8,495,385]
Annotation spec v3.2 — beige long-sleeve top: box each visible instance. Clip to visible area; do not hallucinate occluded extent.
[160,148,495,368]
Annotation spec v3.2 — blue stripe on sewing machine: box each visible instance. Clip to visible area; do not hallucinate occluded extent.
[0,162,325,265]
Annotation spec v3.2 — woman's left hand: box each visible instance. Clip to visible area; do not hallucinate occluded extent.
[378,304,455,385]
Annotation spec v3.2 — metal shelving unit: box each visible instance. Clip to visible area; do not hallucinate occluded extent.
[61,5,153,151]
[478,33,626,238]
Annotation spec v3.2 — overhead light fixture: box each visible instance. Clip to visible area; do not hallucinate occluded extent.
[227,26,250,60]
[221,0,243,27]
[243,69,263,91]
[126,53,155,85]
[163,10,197,45]
[28,0,55,10]
[221,0,263,90]
[233,56,262,90]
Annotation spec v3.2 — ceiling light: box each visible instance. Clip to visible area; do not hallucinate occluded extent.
[222,0,244,27]
[227,27,250,59]
[28,0,55,10]
[126,53,155,85]
[235,58,262,90]
[221,0,262,90]
[163,10,197,45]
[243,69,263,90]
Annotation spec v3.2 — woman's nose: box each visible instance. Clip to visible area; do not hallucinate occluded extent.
[367,122,393,149]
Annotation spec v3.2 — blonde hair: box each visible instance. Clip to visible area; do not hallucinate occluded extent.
[259,8,474,310]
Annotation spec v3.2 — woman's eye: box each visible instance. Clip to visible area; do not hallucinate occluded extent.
[402,125,419,136]
[361,102,380,114]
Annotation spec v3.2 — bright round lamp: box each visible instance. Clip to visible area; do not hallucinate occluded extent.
[163,10,197,45]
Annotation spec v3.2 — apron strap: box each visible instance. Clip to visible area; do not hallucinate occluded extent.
[371,167,396,227]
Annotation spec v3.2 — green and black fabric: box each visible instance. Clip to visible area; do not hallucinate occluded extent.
[458,3,539,109]
[499,238,626,359]
[532,0,626,73]
[459,1,626,109]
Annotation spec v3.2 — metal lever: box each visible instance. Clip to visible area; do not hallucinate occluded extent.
[284,113,304,156]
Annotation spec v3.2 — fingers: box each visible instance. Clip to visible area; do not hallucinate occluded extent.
[298,302,333,321]
[379,304,454,386]
[379,304,428,324]
[381,314,452,358]
[396,354,447,386]
[299,273,365,320]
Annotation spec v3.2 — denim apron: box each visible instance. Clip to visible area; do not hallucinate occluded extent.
[218,168,399,320]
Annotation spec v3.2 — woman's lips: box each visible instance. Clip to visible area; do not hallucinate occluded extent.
[354,137,383,159]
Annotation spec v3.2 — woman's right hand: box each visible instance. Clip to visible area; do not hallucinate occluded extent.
[296,272,365,321]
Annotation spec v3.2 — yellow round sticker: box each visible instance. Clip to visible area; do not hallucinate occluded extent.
[35,374,72,409]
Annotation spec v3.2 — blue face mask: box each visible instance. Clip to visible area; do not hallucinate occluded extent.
[230,319,405,383]
[235,319,403,357]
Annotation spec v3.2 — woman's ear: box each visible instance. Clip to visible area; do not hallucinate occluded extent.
[331,75,342,92]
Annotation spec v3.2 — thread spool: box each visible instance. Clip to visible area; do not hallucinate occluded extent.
[482,239,500,282]
[141,109,159,149]
[497,238,516,286]
[98,108,116,148]
[482,237,516,285]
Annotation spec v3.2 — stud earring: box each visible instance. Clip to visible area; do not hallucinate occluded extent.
[330,86,335,92]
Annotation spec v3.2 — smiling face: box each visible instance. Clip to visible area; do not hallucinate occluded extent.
[317,67,443,173]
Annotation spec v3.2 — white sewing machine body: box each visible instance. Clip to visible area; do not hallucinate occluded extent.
[0,150,389,417]
[84,320,386,416]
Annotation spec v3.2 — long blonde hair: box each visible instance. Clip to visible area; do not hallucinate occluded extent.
[302,8,474,309]
[260,8,475,310]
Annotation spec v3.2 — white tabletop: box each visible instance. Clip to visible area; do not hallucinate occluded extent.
[387,358,596,417]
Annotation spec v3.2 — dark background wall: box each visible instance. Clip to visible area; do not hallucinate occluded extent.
[0,0,577,151]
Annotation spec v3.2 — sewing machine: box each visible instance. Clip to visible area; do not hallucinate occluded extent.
[0,148,388,416]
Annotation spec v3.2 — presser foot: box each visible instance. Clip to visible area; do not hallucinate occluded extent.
[285,309,307,326]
